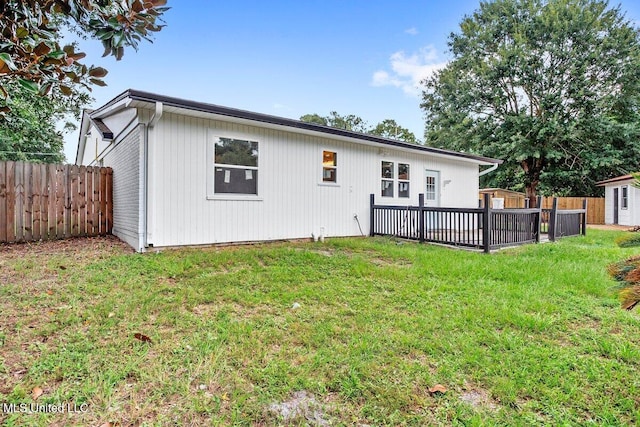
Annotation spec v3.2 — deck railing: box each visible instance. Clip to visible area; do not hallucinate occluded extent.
[370,193,586,252]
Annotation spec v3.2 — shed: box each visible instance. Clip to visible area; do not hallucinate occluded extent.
[75,90,502,251]
[596,174,640,226]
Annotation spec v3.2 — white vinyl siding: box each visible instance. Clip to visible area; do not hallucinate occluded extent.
[144,111,480,247]
[100,125,141,249]
[603,181,640,226]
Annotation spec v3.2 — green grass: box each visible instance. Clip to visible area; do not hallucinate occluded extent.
[1,230,640,426]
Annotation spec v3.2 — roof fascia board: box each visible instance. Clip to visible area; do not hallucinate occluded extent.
[127,95,499,166]
[91,95,132,119]
[596,177,634,186]
[75,110,91,165]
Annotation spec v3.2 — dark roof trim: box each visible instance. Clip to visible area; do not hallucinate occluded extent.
[596,174,635,186]
[94,89,502,164]
[89,117,114,140]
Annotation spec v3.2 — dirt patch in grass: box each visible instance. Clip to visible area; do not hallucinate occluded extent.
[268,391,331,426]
[460,388,499,411]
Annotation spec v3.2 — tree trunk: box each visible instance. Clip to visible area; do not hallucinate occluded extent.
[522,159,542,208]
[525,183,538,208]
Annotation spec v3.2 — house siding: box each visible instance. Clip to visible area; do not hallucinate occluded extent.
[145,112,480,247]
[603,180,640,226]
[101,125,142,249]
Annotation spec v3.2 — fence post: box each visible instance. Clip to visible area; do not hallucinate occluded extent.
[369,193,375,237]
[535,196,542,243]
[418,193,425,243]
[549,197,558,242]
[482,192,491,253]
[582,199,588,236]
[525,198,530,209]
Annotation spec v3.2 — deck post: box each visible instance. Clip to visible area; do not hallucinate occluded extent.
[549,197,558,242]
[482,192,491,253]
[581,198,588,235]
[535,195,542,243]
[418,193,425,243]
[369,193,375,237]
[524,198,530,209]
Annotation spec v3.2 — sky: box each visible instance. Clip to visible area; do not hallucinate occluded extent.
[62,0,640,162]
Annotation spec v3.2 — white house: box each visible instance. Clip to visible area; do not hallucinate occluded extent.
[597,174,640,226]
[75,90,501,251]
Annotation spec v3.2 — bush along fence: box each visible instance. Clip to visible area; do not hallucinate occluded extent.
[0,161,113,243]
[370,193,586,252]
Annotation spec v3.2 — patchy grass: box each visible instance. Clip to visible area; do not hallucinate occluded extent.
[0,231,639,426]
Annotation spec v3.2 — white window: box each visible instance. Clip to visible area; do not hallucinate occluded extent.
[622,186,629,209]
[381,161,410,198]
[322,151,337,183]
[381,161,394,197]
[398,163,410,198]
[213,137,258,195]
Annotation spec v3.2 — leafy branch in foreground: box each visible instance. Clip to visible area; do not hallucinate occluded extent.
[0,0,169,105]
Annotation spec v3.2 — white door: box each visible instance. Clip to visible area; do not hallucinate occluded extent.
[425,170,440,207]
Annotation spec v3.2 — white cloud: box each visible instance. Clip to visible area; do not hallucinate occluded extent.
[404,27,419,36]
[371,46,448,97]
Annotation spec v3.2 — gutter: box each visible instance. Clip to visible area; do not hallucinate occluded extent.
[479,163,499,177]
[139,101,163,251]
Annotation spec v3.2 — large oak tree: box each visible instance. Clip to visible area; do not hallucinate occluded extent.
[421,0,640,204]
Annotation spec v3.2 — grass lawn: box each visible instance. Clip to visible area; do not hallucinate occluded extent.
[0,230,639,426]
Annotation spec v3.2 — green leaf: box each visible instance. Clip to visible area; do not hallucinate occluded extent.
[0,53,17,71]
[16,27,29,38]
[18,79,39,93]
[47,50,65,60]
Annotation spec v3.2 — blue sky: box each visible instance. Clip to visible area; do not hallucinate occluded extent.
[63,0,640,161]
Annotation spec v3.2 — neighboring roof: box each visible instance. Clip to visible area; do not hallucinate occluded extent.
[479,188,526,196]
[88,89,502,165]
[596,174,636,186]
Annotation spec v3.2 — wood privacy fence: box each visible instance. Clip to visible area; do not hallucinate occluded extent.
[0,161,113,243]
[480,193,604,224]
[540,197,604,225]
[371,193,586,252]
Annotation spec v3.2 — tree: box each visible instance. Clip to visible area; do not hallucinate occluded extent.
[369,119,418,144]
[0,79,89,162]
[300,113,418,143]
[301,111,370,133]
[421,0,640,205]
[0,0,169,102]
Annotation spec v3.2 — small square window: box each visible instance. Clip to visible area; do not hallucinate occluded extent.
[382,180,394,197]
[381,161,394,179]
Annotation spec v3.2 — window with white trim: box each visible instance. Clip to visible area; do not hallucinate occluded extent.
[398,163,410,198]
[381,161,410,198]
[622,185,629,209]
[213,137,259,195]
[381,161,394,197]
[322,151,337,183]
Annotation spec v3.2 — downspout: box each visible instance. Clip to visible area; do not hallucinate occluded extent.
[140,101,163,251]
[479,163,499,177]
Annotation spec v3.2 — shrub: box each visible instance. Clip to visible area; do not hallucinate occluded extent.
[615,233,640,248]
[607,255,640,310]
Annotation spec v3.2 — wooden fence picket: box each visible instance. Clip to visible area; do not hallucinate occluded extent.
[0,161,113,243]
